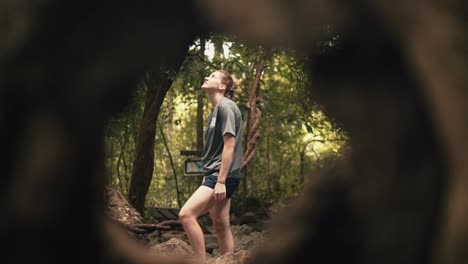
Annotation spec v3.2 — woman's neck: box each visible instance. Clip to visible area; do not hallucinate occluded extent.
[207,92,225,108]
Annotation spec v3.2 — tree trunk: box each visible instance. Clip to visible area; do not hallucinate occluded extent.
[115,135,124,193]
[299,149,305,185]
[158,120,182,208]
[121,127,130,190]
[197,38,206,152]
[213,35,224,63]
[242,110,249,199]
[268,119,274,198]
[128,50,189,215]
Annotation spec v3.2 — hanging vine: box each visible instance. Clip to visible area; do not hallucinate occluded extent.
[242,47,270,169]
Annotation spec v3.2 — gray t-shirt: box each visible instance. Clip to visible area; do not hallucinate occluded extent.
[202,97,243,178]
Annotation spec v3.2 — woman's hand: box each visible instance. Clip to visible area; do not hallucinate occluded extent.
[214,182,226,200]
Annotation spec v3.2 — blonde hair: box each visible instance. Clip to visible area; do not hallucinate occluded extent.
[218,70,239,99]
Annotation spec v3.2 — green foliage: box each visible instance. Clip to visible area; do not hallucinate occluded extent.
[104,81,146,196]
[104,33,348,208]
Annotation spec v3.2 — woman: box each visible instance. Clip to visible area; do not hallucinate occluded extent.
[178,70,243,262]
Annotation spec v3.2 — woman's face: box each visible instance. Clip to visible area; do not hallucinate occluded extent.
[202,71,224,91]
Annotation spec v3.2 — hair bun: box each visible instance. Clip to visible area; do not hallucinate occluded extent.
[231,75,239,90]
[218,69,239,99]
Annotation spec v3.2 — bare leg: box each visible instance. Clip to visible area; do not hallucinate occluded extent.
[209,198,234,254]
[179,186,215,263]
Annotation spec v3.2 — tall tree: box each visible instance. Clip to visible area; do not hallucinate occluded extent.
[196,38,206,152]
[212,35,224,63]
[128,47,190,214]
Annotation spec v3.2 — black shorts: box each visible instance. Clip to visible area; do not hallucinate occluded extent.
[202,176,241,199]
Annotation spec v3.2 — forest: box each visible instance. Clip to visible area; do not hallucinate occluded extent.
[104,35,347,215]
[2,1,468,264]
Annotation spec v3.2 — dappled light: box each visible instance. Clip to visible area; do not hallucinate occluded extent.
[105,37,346,208]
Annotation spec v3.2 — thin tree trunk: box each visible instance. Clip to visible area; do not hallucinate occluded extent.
[167,94,174,133]
[300,149,305,185]
[118,128,130,194]
[249,156,259,196]
[197,38,206,152]
[266,118,272,197]
[109,138,115,185]
[122,127,130,191]
[242,110,249,199]
[213,35,224,62]
[115,135,124,193]
[158,120,182,208]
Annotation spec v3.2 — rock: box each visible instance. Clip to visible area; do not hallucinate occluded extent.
[235,233,264,252]
[149,238,193,257]
[232,225,253,236]
[160,230,188,243]
[206,243,218,254]
[230,214,239,225]
[207,250,251,264]
[205,234,218,245]
[238,212,258,225]
[205,234,219,254]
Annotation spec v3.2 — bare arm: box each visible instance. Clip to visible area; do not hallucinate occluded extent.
[214,134,235,200]
[217,134,236,183]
